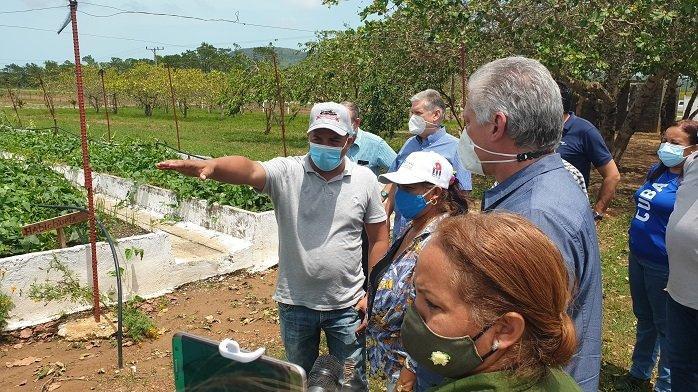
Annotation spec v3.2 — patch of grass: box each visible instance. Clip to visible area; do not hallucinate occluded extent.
[11,107,312,160]
[8,106,441,161]
[597,212,638,391]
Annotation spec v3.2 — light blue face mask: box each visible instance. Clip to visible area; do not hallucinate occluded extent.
[309,141,346,172]
[657,142,688,168]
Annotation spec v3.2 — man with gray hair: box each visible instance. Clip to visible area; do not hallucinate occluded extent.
[384,89,472,239]
[456,56,602,391]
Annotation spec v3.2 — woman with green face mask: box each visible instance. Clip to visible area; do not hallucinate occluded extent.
[402,212,581,391]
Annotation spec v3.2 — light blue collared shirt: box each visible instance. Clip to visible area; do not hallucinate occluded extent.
[347,128,397,176]
[389,127,472,238]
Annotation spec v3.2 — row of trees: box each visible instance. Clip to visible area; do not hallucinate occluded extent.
[1,45,306,133]
[313,0,697,163]
[2,0,696,164]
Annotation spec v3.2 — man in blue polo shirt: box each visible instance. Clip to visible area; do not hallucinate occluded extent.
[556,82,621,222]
[343,101,397,176]
[384,89,472,239]
[457,57,602,391]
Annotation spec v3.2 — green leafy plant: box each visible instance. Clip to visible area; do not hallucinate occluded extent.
[28,257,158,341]
[28,257,97,306]
[0,157,88,257]
[123,300,158,342]
[0,126,273,214]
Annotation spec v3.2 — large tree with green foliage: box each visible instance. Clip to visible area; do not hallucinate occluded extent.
[327,0,697,164]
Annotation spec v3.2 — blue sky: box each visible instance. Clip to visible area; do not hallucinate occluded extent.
[0,0,367,67]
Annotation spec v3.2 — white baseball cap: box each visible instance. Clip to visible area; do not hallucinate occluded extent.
[379,151,454,189]
[307,102,355,136]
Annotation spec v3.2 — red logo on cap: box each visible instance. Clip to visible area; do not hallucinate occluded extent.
[316,109,340,122]
[432,162,442,177]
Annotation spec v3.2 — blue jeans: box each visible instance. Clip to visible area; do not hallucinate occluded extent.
[628,253,671,392]
[278,303,366,385]
[667,295,698,392]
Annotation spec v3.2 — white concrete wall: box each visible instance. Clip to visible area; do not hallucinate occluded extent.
[52,165,279,266]
[1,232,173,330]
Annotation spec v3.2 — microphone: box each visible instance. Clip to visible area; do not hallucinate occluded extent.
[307,354,343,392]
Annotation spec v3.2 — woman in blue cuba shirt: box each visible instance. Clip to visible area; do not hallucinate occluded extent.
[624,120,697,392]
[362,151,468,392]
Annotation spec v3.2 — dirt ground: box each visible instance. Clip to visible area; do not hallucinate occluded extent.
[1,268,284,392]
[0,131,665,392]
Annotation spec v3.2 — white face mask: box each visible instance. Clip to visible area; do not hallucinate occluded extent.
[408,114,438,136]
[457,127,519,175]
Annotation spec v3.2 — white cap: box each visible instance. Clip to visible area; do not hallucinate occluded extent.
[307,102,355,136]
[379,151,454,189]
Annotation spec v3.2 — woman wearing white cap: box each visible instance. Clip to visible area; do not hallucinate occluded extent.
[363,151,469,392]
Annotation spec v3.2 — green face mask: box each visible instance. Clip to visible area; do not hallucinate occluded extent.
[401,303,499,379]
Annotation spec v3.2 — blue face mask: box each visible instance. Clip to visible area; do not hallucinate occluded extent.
[309,141,346,172]
[395,187,436,220]
[657,142,688,168]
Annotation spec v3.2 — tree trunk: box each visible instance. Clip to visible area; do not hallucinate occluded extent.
[612,74,665,165]
[144,104,153,117]
[614,82,631,131]
[111,93,118,114]
[264,102,275,134]
[661,75,679,131]
[683,86,698,119]
[598,100,618,149]
[90,96,100,113]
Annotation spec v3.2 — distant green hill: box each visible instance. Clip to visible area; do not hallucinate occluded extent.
[236,47,307,67]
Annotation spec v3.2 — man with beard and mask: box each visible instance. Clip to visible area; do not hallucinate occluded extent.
[384,89,472,240]
[157,102,390,387]
[455,57,602,391]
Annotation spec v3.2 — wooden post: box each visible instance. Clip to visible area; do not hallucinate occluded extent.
[56,227,67,248]
[68,0,101,322]
[99,69,111,141]
[6,86,22,127]
[166,65,181,150]
[38,75,58,134]
[271,50,288,157]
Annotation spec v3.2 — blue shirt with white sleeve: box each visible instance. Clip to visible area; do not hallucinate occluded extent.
[628,165,680,266]
[483,153,602,392]
[389,127,472,238]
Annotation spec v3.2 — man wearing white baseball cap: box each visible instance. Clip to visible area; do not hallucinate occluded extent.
[157,102,390,384]
[364,151,469,392]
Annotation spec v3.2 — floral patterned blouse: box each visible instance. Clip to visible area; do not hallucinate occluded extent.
[366,214,447,383]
